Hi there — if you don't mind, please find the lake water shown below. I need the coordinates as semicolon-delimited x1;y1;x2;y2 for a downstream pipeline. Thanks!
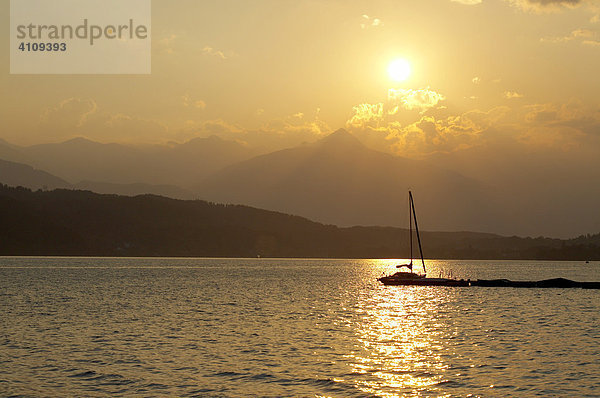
1;257;599;397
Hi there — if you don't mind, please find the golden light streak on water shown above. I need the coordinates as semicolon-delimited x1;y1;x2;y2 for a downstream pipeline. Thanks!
346;277;455;396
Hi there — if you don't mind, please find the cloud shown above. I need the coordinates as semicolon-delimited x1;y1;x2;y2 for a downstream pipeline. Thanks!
528;0;584;5
360;14;383;29
182;94;206;110
261;110;330;137
40;98;167;143
437;101;600;153
524;100;600;131
155;36;236;60
179;110;331;152
41;98;98;129
542;28;597;43
451;0;483;4
346;99;511;156
382;111;495;156
397;107;511;155
183;119;244;136
347;103;384;127
346;88;446;133
508;0;589;12
472;77;481;84
156;34;178;54
504;91;524;99
155;34;181;54
388;88;446;114
407;116;477;153
568;28;595;38
158;34;178;45
346;98;600;158
202;46;231;59
513;100;600;150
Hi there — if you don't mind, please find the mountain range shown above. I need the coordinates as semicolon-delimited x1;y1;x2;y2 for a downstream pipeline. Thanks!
0;135;258;187
0;158;196;199
197;129;504;233
1;129;598;238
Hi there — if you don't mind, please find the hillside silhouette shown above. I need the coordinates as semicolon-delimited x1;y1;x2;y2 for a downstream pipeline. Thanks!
1;184;598;259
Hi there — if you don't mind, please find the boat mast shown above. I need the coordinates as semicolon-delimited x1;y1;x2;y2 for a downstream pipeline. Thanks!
409;191;426;275
409;191;413;268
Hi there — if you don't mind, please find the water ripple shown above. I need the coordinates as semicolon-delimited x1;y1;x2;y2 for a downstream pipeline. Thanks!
1;258;599;397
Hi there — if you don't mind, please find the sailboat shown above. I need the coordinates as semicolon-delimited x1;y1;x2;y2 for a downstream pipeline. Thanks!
378;191;466;286
377;192;600;289
395;190;426;275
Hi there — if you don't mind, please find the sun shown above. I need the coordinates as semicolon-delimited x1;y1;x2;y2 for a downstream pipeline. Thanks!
388;58;411;82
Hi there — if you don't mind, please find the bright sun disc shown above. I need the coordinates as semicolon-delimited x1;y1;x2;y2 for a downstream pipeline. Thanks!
388;59;411;82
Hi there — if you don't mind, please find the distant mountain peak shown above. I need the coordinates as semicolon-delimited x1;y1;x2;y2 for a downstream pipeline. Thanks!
61;137;99;146
205;134;224;141
317;129;365;149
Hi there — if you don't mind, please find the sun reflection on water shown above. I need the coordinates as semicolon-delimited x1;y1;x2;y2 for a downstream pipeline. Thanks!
348;264;457;397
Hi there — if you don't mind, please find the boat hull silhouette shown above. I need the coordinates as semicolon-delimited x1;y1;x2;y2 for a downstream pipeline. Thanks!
378;276;600;289
378;275;469;286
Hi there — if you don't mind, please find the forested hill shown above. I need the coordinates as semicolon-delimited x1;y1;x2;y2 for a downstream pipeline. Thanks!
1;184;598;260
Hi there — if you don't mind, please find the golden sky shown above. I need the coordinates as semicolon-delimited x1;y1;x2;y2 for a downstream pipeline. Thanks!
1;0;599;157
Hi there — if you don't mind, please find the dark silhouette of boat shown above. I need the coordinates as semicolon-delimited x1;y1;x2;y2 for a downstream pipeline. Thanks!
378;192;600;289
378;191;463;286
